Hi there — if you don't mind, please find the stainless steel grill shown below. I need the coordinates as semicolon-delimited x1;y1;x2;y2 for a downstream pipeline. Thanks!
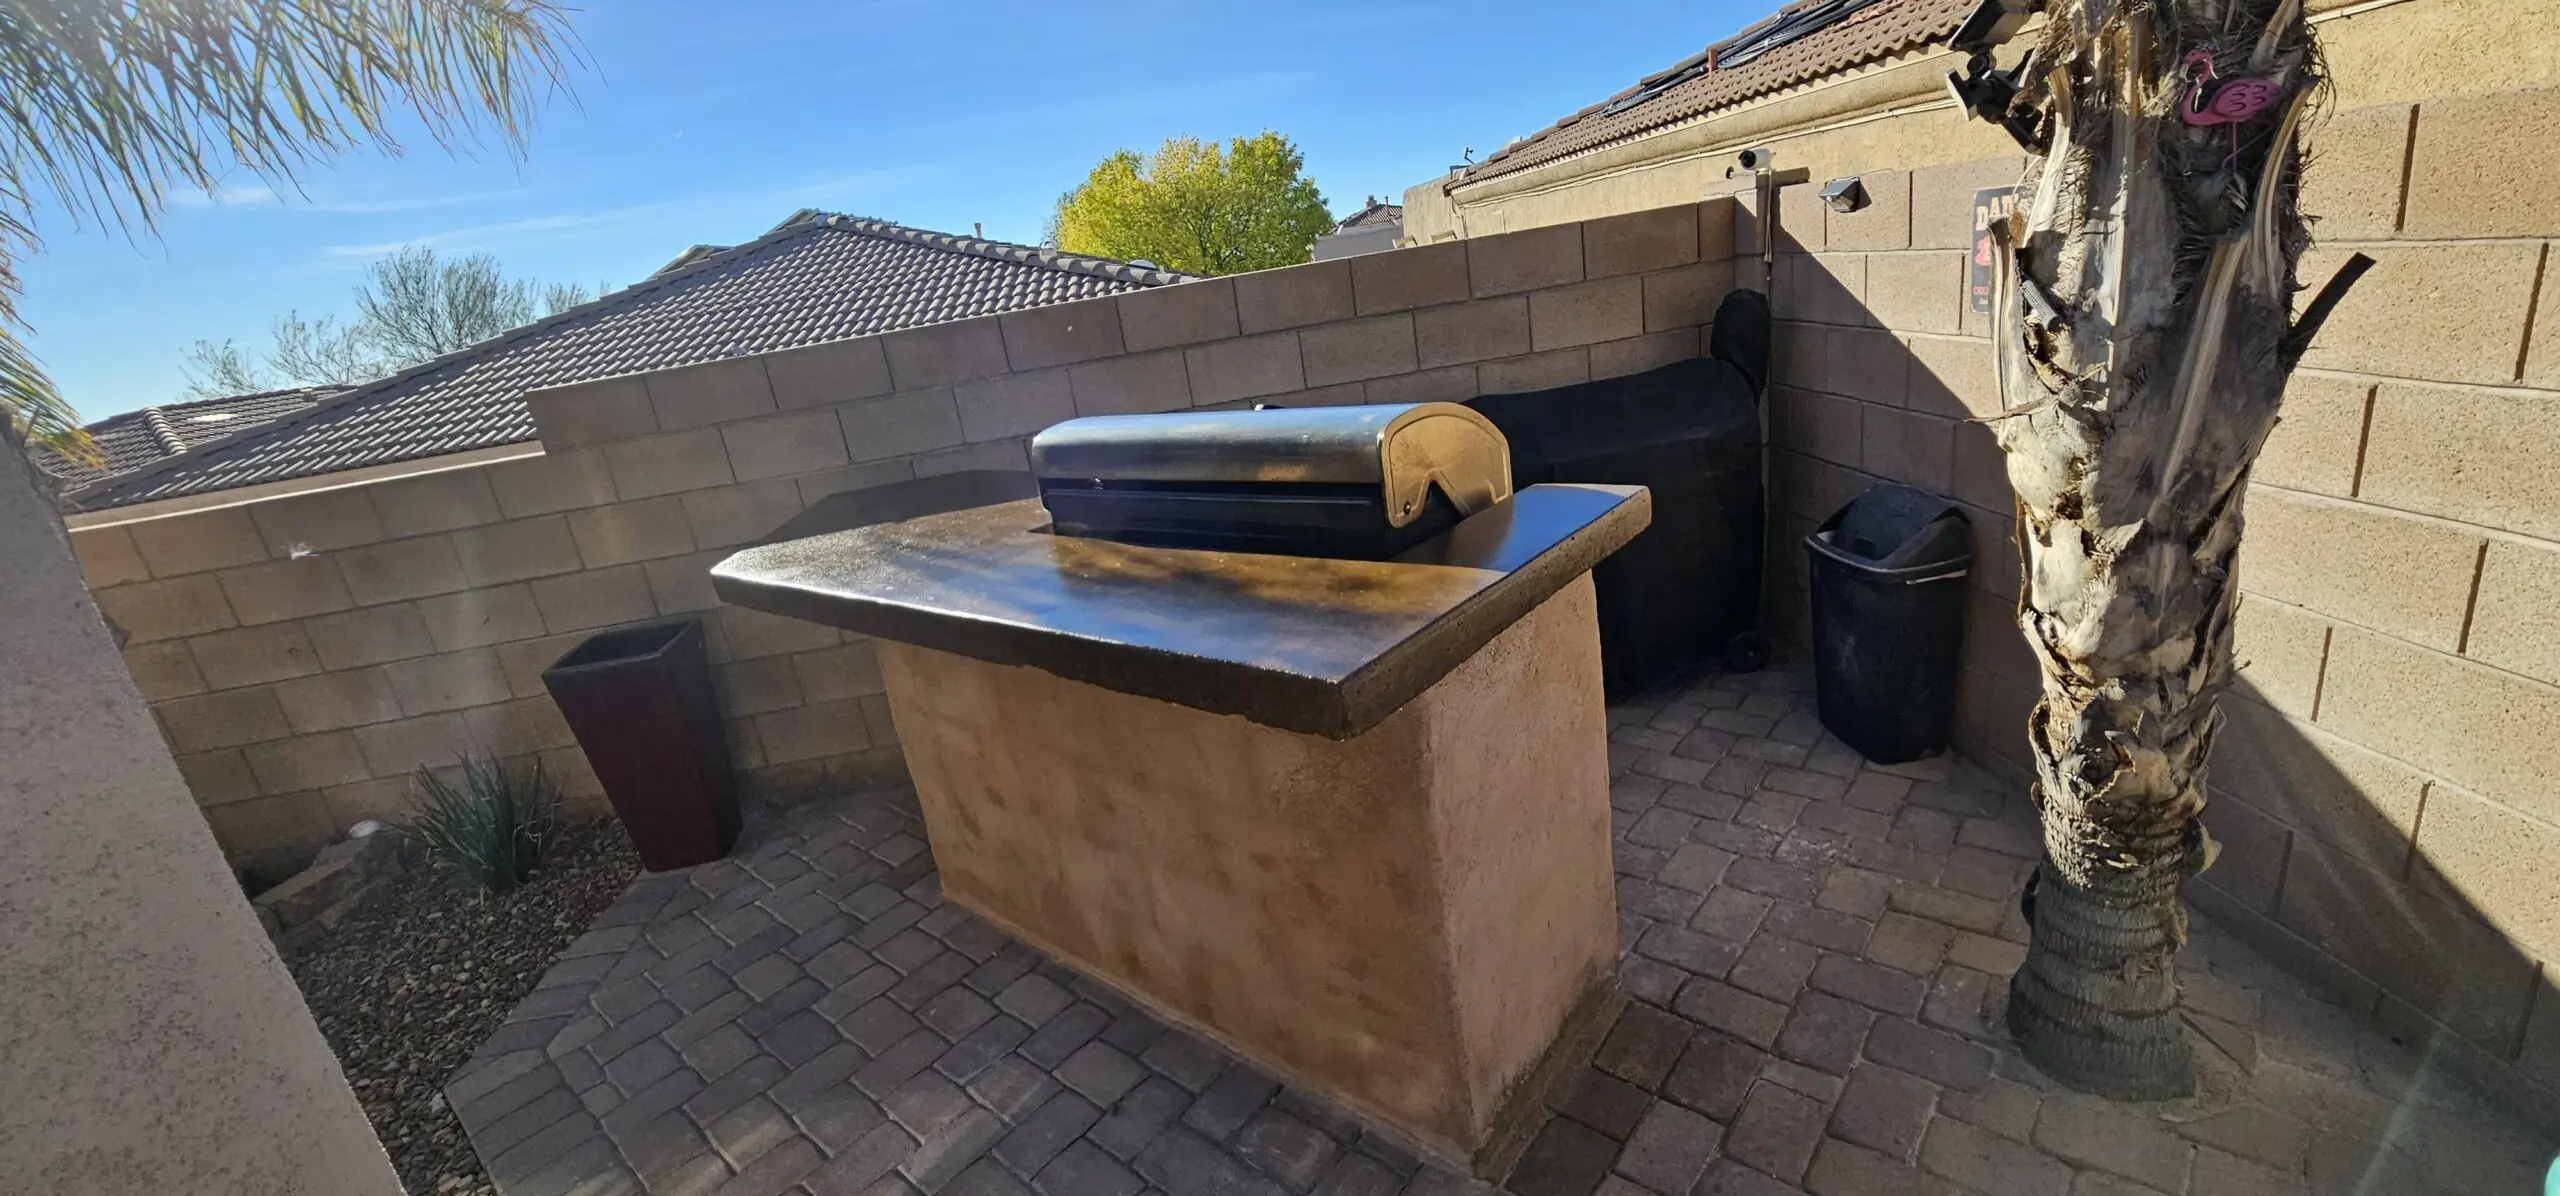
1030;403;1514;560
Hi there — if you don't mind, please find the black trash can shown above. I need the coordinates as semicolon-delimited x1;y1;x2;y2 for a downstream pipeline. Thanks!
543;617;740;871
1805;484;1973;764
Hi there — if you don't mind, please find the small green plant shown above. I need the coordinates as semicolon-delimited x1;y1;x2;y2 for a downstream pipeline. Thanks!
396;753;560;893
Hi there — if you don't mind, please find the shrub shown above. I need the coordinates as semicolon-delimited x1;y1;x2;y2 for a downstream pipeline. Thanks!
395;753;560;893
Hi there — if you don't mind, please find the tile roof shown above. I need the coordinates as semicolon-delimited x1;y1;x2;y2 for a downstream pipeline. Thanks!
1335;200;1404;230
1453;0;1972;188
69;214;1194;511
38;386;343;486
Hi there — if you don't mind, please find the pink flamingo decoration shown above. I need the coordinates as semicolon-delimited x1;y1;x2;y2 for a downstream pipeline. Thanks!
2182;51;2281;125
2182;50;2282;163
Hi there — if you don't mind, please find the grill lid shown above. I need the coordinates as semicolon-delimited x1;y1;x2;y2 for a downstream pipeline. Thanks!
1029;403;1515;560
1031;402;1513;528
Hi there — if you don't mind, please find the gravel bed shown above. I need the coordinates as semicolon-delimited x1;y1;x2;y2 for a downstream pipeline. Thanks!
286;819;640;1195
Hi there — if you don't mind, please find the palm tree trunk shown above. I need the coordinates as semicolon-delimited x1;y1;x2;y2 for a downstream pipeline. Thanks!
1991;0;2320;1099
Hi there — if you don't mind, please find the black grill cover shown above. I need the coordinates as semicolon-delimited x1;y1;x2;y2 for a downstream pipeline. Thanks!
1468;291;1768;697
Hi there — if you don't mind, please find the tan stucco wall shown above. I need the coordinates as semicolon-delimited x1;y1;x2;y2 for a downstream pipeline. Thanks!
1405;49;2017;243
1401;0;2560;1124
0;440;400;1195
67;200;1737;880
875;576;1617;1162
1406;0;2560;241
1419;578;1622;1130
1312;221;1403;260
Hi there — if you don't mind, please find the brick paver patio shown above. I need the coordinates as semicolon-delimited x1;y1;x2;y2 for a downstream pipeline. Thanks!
446;665;2556;1196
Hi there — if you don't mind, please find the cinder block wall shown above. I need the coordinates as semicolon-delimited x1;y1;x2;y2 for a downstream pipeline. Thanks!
1749;156;2034;779
71;442;906;884
2198;87;2560;1115
1756;88;2560;1119
67;199;1739;881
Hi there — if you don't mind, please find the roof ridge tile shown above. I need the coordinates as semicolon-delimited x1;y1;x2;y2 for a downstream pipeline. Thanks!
140;408;188;456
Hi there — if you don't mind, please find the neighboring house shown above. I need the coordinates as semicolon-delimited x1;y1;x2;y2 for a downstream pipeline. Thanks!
64;212;1192;516
1406;0;1995;240
1396;0;2560;1126
37;386;342;487
1309;197;1404;260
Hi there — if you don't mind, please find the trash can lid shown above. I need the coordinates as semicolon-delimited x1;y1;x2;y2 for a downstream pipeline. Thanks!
1816;483;1973;570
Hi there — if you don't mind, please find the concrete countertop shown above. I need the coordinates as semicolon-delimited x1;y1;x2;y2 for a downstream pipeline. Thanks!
708;483;1651;738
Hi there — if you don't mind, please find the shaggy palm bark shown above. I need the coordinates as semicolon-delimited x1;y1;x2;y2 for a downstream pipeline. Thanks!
1989;0;2321;1099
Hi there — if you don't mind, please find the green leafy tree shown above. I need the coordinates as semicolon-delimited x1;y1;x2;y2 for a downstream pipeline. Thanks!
0;0;575;463
182;246;601;395
1050;132;1334;276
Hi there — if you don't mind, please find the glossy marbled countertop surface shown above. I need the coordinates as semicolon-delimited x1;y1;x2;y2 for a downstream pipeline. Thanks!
710;483;1650;737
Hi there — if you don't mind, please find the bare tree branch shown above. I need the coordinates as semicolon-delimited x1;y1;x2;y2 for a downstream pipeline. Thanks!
178;246;604;396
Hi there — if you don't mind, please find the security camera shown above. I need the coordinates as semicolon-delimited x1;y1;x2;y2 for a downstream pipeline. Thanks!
1735;147;1777;172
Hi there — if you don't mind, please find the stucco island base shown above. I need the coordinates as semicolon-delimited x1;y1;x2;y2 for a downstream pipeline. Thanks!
877;576;1622;1174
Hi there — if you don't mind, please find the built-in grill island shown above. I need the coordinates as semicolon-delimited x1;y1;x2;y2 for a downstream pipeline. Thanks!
710;403;1648;1173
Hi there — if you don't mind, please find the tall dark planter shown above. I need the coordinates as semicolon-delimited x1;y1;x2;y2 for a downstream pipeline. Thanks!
544;617;739;871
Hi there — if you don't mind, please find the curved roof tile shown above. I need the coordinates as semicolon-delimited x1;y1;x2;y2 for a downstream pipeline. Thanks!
39;386;341;486
72;215;1192;511
1454;0;1972;189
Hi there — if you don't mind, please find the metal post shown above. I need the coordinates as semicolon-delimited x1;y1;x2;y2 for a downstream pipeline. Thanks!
1757;166;1780;295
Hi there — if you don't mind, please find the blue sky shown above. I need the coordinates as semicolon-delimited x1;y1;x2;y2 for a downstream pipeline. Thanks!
21;0;1766;420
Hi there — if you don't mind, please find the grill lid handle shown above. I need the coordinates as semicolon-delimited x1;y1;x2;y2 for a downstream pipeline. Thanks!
1378;404;1512;525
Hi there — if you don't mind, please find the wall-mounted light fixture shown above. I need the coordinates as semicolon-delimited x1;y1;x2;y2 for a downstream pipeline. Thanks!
1820;176;1869;214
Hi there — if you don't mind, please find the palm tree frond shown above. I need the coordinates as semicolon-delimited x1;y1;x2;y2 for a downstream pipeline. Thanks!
0;1;578;237
0;322;93;464
0;0;578;464
0;202;90;462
